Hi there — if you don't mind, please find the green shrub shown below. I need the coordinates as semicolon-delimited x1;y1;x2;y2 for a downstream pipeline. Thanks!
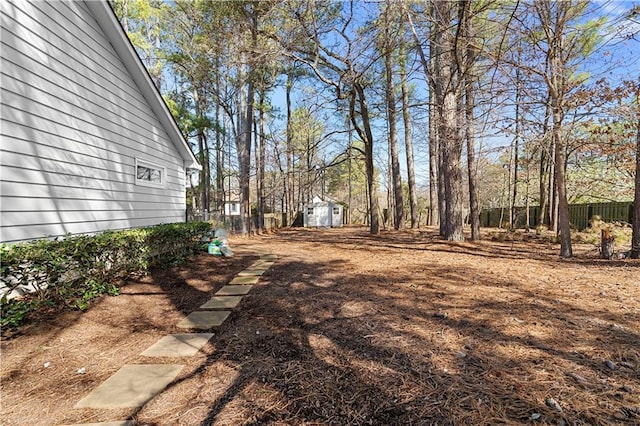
1;221;212;329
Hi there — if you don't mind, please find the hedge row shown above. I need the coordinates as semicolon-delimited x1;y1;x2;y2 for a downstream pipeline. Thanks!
0;221;212;329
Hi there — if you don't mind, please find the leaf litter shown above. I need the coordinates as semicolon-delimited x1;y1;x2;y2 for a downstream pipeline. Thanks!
1;226;638;425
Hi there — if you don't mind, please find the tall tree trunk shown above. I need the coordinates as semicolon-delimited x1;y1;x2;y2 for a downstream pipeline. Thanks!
538;146;548;227
549;48;571;255
237;80;253;235
215;69;224;216
386;154;392;230
511;66;521;229
399;31;417;228
296;147;302;215
433;0;464;241
238;12;258;236
348;125;353;225
305;133;311;204
464;0;479;240
383;5;404;230
525;156;531;228
540;0;572;256
404;3;437;227
429;88;440;228
197;130;207;214
554;114;572;257
285;67;294;226
254;113;259;230
538;99;552;227
437;94;447;235
432;1;448;236
510;128;519;227
504;136;514;229
404;2;437;227
441;94;464;241
466;84;480;240
631;104;640;258
536;147;549;226
257;90;266;233
549;117;558;232
352;84;380;234
193;89;210;216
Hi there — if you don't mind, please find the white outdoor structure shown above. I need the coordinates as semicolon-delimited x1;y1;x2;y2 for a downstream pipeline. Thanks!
0;0;200;243
224;202;241;217
303;196;344;228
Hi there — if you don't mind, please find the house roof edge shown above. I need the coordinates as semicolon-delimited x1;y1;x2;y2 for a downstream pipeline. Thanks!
85;0;201;171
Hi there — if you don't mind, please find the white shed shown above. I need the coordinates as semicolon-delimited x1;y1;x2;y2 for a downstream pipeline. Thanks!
224;201;241;217
0;0;201;243
303;196;344;228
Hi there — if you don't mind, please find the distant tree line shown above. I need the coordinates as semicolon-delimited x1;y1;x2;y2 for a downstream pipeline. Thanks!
112;0;639;258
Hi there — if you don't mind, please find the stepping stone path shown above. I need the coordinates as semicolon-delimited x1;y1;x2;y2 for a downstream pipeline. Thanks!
75;365;184;409
215;284;253;295
140;333;214;357
237;269;266;276
65;253;277;425
199;295;243;309
176;310;230;329
230;275;261;284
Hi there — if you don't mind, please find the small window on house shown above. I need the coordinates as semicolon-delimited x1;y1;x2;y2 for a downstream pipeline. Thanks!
230;203;239;213
307;207;314;215
333;207;340;215
137;166;162;183
135;158;165;187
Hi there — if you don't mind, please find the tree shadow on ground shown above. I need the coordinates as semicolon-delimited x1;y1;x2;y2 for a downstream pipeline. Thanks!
4;228;637;425
133;235;638;425
0;250;259;426
274;227;640;267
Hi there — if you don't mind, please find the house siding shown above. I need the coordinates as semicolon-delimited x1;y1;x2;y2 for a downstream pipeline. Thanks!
0;0;188;243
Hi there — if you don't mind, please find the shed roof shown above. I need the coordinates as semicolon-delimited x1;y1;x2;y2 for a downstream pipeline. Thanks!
85;1;201;171
306;196;342;208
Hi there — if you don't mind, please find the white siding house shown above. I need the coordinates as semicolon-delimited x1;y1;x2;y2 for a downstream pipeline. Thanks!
0;0;200;243
303;196;344;228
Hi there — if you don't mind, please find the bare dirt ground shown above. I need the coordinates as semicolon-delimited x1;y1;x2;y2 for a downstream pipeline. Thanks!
1;226;639;426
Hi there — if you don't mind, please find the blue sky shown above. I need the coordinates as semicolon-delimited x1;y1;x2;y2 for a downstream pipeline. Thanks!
171;1;639;192
264;2;638;190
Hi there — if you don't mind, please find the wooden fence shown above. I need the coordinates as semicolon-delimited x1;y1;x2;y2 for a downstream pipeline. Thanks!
480;201;634;230
187;211;285;233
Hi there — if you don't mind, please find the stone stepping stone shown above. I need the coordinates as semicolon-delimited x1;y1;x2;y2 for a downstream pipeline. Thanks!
237;269;266;277
215;285;253;295
140;333;214;357
75;364;183;409
251;261;275;268
230;275;260;284
176;311;230;329
59;422;134;426
200;295;243;309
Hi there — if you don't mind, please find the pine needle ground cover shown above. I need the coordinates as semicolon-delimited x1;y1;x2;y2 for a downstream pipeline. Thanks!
1;227;638;425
